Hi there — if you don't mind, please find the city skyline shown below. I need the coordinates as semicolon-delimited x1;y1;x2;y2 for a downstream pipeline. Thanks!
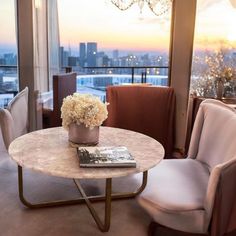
59;42;169;69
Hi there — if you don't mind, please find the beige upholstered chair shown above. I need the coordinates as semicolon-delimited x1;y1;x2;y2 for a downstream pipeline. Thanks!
138;99;236;236
0;87;28;149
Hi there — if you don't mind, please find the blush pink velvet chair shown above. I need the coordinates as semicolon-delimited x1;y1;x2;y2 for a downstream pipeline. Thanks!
138;99;236;236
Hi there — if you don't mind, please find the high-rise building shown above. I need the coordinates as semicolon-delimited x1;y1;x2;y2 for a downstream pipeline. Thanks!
0;72;3;87
113;50;119;59
0;58;6;65
112;50;120;66
4;53;16;65
79;43;86;67
63;50;69;66
87;42;97;67
59;46;69;67
59;46;64;68
68;56;78;67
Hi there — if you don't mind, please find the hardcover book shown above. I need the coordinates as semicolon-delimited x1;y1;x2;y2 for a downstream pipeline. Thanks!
77;146;136;168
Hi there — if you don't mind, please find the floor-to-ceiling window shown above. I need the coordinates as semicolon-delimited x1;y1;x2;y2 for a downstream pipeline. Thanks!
0;0;18;107
57;0;172;100
190;0;236;99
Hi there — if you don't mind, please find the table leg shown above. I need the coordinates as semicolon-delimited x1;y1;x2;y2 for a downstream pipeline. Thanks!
17;165;147;231
74;178;112;232
18;165;86;208
18;165;148;208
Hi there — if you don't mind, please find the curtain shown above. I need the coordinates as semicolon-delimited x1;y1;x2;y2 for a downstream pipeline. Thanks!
33;0;60;92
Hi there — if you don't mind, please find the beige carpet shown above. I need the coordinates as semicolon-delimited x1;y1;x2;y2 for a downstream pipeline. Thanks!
0;131;152;236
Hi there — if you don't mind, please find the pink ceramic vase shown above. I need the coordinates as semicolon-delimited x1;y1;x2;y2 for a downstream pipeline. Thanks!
68;123;99;145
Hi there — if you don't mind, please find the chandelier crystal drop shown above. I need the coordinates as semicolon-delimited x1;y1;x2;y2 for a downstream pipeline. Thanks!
111;0;172;16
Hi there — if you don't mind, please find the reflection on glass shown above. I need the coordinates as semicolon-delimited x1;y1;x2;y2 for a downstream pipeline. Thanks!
191;0;236;98
0;0;18;107
57;0;171;100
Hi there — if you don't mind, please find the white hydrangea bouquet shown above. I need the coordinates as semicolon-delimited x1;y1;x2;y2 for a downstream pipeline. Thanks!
61;93;108;130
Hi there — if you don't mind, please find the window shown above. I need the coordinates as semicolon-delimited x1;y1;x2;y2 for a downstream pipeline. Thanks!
0;0;18;107
191;0;236;99
57;0;172;100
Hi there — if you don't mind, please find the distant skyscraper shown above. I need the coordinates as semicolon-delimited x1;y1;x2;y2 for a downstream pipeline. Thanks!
59;46;64;68
96;52;110;67
63;50;69;66
87;42;97;67
59;46;69;67
0;58;6;65
113;50;119;59
4;53;16;65
68;56;78;66
0;72;3;87
112;50;119;66
79;43;86;67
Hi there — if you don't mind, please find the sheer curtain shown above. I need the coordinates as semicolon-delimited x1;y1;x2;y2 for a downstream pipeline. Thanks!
47;0;60;90
33;0;60;92
32;0;60;129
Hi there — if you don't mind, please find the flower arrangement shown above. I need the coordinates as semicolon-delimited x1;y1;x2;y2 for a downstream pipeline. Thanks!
61;93;108;130
191;45;236;97
205;50;235;83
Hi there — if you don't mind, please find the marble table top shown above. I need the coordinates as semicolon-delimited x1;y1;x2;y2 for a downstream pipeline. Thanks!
9;127;164;179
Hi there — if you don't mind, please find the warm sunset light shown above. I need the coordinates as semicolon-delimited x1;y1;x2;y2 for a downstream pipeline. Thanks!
57;0;236;52
194;0;236;49
227;32;236;42
57;0;171;52
1;0;236;52
0;0;16;46
227;33;236;43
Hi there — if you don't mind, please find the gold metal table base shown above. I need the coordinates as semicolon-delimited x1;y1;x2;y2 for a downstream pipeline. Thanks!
18;165;148;232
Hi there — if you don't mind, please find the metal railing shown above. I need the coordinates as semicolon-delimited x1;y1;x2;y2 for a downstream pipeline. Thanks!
0;64;169;85
82;66;169;84
0;65;18;107
0;65;18;94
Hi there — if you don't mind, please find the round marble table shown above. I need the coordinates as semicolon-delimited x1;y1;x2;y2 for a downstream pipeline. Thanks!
9;126;164;179
9;126;164;232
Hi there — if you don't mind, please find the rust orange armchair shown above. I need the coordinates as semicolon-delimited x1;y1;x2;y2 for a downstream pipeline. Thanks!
104;85;176;158
43;72;77;128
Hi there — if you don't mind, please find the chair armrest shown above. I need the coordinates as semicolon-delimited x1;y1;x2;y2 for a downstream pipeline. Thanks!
210;160;236;236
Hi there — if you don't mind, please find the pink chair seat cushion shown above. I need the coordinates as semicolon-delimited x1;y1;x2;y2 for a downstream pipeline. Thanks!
138;159;210;233
138;100;236;234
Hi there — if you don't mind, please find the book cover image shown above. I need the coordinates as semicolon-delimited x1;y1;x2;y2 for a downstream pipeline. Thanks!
77;146;136;168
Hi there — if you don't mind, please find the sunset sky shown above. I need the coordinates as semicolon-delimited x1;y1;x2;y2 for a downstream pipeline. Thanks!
0;0;236;53
57;0;172;52
0;0;16;51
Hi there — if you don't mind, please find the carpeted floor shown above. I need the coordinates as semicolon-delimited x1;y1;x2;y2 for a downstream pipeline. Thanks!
0;131;152;236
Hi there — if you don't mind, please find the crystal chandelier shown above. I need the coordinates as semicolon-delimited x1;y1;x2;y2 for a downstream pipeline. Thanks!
111;0;173;16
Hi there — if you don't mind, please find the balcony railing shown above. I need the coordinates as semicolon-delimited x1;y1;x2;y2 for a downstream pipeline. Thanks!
71;66;169;101
81;66;169;84
0;65;18;107
0;64;169;106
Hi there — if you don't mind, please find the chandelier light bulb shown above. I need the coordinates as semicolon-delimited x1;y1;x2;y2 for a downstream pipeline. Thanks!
111;0;172;16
